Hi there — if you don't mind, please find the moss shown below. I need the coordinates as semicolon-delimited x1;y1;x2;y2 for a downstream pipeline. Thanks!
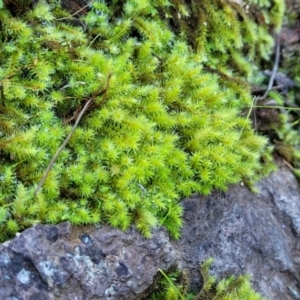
147;258;265;300
0;0;283;241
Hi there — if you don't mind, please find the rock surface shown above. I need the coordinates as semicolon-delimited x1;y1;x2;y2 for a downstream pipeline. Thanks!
177;160;300;300
0;160;300;300
0;223;177;300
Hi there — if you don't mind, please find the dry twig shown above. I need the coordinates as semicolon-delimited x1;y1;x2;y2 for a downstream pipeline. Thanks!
256;34;281;101
252;34;280;129
34;74;112;197
55;2;91;20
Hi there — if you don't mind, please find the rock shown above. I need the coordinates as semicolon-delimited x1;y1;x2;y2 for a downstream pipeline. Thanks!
177;160;300;300
0;223;177;300
263;69;295;91
0;160;300;299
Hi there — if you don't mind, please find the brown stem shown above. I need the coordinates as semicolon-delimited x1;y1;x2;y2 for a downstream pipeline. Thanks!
256;34;281;101
34;73;112;197
55;2;91;20
34;97;92;197
64;73;112;124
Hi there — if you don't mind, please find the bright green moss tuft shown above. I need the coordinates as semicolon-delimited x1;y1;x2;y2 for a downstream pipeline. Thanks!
0;0;283;240
149;258;265;300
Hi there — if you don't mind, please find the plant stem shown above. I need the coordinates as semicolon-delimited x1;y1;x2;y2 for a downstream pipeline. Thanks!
34;97;93;197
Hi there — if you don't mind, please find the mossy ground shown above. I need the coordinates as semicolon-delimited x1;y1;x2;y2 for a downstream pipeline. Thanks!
0;0;283;241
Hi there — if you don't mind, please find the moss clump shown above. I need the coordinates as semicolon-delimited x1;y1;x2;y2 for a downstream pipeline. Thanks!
0;0;283;241
148;258;265;300
147;258;265;300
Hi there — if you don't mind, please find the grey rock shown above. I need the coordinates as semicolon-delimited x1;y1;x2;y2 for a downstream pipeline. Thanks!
0;161;300;299
177;161;300;299
264;70;295;90
0;223;177;300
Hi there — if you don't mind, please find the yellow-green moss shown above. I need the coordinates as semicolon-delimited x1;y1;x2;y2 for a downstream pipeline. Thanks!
148;258;265;300
0;0;283;241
